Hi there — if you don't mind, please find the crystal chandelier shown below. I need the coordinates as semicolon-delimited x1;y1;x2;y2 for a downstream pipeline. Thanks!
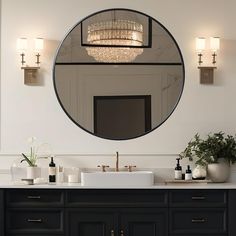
86;20;144;63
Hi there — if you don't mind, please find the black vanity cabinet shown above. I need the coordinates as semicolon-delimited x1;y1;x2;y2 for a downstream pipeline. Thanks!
3;188;236;236
66;189;168;236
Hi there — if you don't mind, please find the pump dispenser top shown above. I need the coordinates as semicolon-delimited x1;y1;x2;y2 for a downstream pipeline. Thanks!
175;158;182;170
185;165;192;180
186;165;192;174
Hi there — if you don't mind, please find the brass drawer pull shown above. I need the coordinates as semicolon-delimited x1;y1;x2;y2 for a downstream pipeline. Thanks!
27;196;41;199
27;219;43;223
191;196;206;200
111;230;115;236
120;230;124;236
192;218;206;223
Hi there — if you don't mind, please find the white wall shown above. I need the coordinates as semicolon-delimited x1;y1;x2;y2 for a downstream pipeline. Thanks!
1;0;236;171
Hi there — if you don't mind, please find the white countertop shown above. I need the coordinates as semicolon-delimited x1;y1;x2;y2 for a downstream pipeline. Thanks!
1;182;236;189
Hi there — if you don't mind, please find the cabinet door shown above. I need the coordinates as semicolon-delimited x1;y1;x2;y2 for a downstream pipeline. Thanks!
67;209;115;236
0;190;4;236
120;209;167;236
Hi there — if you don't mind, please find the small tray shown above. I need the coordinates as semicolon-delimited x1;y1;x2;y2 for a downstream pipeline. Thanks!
165;179;211;184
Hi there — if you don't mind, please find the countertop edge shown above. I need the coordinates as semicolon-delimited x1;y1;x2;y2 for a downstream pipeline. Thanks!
1;182;236;189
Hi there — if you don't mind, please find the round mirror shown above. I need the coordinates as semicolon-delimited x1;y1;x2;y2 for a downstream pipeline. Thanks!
53;8;185;140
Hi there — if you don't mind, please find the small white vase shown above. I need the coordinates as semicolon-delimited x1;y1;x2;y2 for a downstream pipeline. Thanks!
192;165;207;179
207;162;230;183
26;166;41;179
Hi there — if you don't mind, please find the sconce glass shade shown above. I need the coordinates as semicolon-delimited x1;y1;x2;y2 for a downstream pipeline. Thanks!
195;37;206;52
210;37;220;52
17;38;28;52
34;38;44;52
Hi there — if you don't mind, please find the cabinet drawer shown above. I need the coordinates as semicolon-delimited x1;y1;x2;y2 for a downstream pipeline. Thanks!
169;190;227;207
6;208;64;234
6;189;64;207
66;189;168;207
169;208;227;234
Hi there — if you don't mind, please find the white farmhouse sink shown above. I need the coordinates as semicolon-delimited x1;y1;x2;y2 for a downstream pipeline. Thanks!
81;171;154;187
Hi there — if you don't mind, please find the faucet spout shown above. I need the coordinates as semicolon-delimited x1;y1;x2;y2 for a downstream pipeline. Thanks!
115;151;119;172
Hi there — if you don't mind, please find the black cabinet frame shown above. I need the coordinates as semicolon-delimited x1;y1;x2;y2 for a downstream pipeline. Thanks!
1;188;235;236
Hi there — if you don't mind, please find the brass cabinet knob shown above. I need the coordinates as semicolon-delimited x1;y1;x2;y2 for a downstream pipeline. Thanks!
124;165;137;172
97;165;110;172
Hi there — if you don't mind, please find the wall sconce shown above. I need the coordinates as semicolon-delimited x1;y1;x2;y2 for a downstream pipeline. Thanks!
34;38;44;66
210;37;220;64
196;36;220;84
196;37;206;65
17;37;44;85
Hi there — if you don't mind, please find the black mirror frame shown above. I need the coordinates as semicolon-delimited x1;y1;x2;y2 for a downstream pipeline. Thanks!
53;8;185;141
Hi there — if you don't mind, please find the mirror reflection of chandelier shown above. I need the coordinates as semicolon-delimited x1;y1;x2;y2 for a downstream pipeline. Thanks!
86;20;144;62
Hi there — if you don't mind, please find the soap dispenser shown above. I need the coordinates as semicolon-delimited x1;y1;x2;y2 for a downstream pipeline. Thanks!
49;157;56;183
175;158;182;180
185;165;192;180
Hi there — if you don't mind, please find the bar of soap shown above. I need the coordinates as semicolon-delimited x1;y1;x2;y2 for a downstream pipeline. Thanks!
34;178;47;184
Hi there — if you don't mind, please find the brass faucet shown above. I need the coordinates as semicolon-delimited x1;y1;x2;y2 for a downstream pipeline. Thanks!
115;151;119;172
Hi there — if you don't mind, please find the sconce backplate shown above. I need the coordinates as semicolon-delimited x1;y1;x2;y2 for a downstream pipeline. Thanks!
21;67;39;85
198;66;216;84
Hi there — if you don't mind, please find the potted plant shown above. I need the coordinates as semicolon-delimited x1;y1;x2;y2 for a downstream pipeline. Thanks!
21;137;41;179
179;132;236;182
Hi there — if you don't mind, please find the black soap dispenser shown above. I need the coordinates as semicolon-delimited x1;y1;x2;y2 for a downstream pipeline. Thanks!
185;165;192;180
49;157;56;183
175;158;182;180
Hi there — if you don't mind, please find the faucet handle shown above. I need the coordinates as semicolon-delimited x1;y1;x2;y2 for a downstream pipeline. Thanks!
124;165;137;172
97;165;110;172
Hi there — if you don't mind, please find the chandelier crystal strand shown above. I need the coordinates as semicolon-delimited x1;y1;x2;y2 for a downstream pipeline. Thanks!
86;20;144;62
